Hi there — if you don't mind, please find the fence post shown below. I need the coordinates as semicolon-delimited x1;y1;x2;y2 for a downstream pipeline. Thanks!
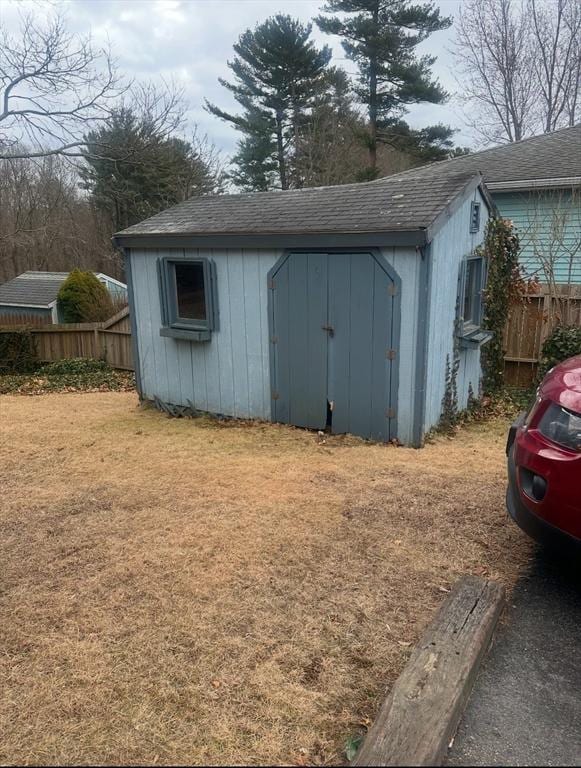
539;288;552;351
94;327;103;360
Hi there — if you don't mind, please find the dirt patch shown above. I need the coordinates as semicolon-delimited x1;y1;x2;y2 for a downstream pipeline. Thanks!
0;392;533;766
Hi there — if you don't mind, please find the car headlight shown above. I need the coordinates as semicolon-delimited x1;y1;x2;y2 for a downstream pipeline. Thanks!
537;402;581;452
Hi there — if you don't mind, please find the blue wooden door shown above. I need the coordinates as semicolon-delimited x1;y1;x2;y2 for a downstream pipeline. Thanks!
328;252;396;441
270;252;328;429
270;252;397;440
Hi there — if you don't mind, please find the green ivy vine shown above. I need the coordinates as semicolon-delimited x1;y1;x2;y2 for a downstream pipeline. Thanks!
479;217;530;393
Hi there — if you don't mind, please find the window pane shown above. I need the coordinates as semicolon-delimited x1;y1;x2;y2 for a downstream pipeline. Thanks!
463;260;477;323
175;262;206;321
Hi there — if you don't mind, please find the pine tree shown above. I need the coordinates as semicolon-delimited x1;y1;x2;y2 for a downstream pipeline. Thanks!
81;110;221;231
379;120;469;163
206;15;332;190
293;67;366;187
229;131;278;192
316;0;452;177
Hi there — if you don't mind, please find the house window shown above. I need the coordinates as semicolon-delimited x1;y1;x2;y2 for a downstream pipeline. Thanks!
470;201;481;233
159;257;217;340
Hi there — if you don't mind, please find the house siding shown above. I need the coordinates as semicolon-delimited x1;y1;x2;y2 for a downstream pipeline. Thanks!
493;188;581;285
0;305;52;320
129;245;421;442
424;188;488;433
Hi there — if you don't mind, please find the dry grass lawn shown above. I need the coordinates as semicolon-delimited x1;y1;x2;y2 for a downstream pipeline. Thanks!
0;392;533;766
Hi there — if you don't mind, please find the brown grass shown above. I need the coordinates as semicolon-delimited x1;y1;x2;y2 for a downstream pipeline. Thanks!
0;392;533;766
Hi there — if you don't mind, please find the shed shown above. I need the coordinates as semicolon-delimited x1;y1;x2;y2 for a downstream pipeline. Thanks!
0;271;128;323
114;170;492;446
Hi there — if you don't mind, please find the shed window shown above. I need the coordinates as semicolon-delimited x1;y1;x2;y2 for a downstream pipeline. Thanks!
457;255;492;349
463;257;483;328
175;262;207;322
158;257;217;341
470;201;481;233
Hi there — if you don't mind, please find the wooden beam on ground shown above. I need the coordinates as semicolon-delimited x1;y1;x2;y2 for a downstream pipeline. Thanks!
353;575;505;767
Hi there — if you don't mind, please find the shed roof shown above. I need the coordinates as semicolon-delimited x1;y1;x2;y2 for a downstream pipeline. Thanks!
0;272;68;307
0;271;122;308
395;124;581;191
114;170;485;247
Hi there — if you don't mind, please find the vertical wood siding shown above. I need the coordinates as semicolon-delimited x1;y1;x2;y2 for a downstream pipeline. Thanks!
424;189;488;432
130;246;420;441
129;248;281;420
380;247;419;445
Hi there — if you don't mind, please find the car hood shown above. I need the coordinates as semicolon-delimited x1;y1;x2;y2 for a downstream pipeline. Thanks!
541;355;581;413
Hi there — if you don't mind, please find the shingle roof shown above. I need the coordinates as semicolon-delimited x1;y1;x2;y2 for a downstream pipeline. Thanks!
0;271;123;307
394;124;581;189
0;272;69;307
115;125;579;244
115;169;482;240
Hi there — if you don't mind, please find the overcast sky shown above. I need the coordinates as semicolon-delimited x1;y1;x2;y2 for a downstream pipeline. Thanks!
2;0;477;158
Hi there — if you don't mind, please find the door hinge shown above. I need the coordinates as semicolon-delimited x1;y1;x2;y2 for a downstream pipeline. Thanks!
386;349;397;360
268;278;275;290
272;391;279;401
386;407;396;419
388;284;398;296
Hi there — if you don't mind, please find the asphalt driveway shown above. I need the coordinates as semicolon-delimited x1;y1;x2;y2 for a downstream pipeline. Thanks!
447;549;581;766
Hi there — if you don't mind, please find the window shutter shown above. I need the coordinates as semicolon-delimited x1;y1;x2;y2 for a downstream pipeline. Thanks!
157;258;169;326
456;259;467;332
477;257;487;326
203;259;219;331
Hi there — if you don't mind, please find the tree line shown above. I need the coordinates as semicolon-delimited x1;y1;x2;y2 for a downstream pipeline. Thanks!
0;0;579;283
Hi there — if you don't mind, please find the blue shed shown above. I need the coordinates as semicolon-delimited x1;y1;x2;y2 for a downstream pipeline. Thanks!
114;170;492;446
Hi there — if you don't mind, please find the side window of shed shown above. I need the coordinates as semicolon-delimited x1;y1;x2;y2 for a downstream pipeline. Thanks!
158;257;218;340
470;201;481;233
456;255;493;349
174;262;207;322
463;257;483;328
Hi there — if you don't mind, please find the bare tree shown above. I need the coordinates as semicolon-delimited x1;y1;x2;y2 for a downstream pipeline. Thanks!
452;0;581;143
124;81;187;144
0;13;126;159
453;0;535;143
530;0;581;133
0;154;122;281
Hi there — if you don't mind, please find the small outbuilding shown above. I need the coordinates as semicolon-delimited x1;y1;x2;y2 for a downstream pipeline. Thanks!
114;170;493;446
0;271;128;323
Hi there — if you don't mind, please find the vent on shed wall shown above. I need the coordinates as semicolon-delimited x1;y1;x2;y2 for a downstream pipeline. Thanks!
470;201;481;233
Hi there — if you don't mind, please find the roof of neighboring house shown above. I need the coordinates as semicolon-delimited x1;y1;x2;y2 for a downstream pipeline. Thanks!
0;271;125;308
393;124;581;192
114;170;487;247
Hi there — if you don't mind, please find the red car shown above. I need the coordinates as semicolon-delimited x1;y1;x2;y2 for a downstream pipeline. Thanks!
507;355;581;552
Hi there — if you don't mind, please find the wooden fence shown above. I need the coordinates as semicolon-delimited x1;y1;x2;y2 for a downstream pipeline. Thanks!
503;286;581;386
0;306;134;371
2;290;579;385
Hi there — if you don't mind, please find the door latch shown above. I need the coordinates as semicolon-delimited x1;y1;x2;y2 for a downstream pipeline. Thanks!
321;324;335;337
